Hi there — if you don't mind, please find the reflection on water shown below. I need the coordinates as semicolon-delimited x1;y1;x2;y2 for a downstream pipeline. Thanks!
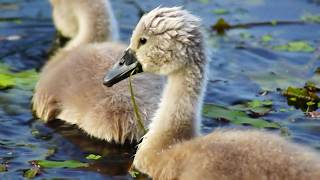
0;0;320;179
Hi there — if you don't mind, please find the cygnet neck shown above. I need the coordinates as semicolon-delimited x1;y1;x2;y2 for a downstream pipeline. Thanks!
62;0;119;50
138;49;207;156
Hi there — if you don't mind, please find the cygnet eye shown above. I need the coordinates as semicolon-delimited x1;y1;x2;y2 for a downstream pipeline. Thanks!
139;37;147;46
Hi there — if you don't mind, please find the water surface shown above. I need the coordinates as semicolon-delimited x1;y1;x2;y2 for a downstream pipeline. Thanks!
0;0;320;179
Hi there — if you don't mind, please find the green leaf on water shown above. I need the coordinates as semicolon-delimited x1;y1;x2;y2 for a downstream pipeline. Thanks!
35;160;88;168
271;20;277;26
284;86;319;102
248;100;273;108
301;13;320;23
86;154;102;160
273;41;315;53
231;100;273;116
0;63;39;90
203;104;280;129
0;164;7;172
211;9;230;15
198;0;209;4
261;34;273;43
24;168;40;179
0;74;15;89
279;108;287;112
283;84;320;112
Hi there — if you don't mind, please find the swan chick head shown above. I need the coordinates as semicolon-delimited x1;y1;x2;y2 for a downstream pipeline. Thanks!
130;7;203;75
104;7;204;87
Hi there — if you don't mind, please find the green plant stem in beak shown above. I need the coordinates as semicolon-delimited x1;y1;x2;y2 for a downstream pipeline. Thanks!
129;68;147;135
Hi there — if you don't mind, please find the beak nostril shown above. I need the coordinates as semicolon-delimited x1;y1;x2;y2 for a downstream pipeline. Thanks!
119;61;124;66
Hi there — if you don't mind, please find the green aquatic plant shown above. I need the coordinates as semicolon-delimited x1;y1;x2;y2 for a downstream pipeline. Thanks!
211;9;230;15
273;41;315;53
0;63;39;90
283;82;320;112
0;164;7;172
284;86;319;102
34;160;88;168
198;0;210;4
301;13;320;23
86;154;102;160
231;100;273;116
23;168;40;179
261;34;273;43
129;69;147;134
203;104;280;129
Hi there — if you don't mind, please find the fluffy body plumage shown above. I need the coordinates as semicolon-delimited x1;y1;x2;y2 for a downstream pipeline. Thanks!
120;7;320;179
32;0;162;143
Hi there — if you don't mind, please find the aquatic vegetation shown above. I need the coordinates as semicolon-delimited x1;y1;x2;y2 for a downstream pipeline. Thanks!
273;41;315;53
0;164;7;172
301;13;320;23
34;160;88;168
1;0;320;179
211;9;230;15
129;70;147;134
23;167;40;179
0;63;39;90
232;100;273;116
198;0;210;4
261;34;273;43
203;104;280;129
283;82;320;112
86;154;102;160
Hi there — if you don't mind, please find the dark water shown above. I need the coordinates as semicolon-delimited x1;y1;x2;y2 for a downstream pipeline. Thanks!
0;0;320;179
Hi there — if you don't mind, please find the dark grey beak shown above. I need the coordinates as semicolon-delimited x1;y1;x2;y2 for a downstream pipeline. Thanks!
103;49;143;87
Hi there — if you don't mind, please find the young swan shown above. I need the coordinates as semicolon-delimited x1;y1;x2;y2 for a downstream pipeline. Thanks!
32;0;162;143
49;0;119;50
104;7;320;179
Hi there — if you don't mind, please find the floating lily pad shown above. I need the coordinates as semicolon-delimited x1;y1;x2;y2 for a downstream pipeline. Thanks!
0;74;15;89
231;100;273;116
35;160;88;168
273;41;315;53
271;20;277;26
283;83;320;112
86;154;102;160
198;0;209;4
284;86;319;102
211;9;230;15
0;63;39;90
261;34;273;43
248;100;273;108
301;13;320;23
203;104;280;129
0;164;7;172
24;168;40;179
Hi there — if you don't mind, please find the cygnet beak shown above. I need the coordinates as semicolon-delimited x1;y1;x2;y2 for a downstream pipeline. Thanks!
103;49;143;87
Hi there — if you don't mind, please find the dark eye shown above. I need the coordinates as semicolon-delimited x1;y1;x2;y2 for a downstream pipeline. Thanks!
139;37;147;46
